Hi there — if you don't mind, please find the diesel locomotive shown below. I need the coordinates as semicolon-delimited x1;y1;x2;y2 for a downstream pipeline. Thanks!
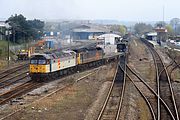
29;46;105;81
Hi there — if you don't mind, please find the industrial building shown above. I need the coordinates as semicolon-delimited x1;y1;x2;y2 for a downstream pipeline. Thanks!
71;25;107;40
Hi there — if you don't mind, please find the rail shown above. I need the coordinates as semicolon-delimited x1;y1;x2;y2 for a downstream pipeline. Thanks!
97;55;126;120
142;39;179;120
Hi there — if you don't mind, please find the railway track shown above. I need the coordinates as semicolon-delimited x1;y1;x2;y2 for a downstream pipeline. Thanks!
143;40;179;120
125;65;178;120
166;58;180;80
0;63;105;106
166;53;180;75
0;71;29;89
0;55;118;107
97;55;126;120
0;65;103;120
123;65;156;120
0;81;42;105
0;63;28;80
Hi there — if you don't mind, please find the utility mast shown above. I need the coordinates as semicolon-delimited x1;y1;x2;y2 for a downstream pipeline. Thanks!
163;4;165;23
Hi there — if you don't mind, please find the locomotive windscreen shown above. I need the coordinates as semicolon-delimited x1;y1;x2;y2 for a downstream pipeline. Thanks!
117;43;126;52
30;55;47;65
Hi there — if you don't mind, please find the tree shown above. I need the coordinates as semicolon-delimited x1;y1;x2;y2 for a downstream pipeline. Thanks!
170;18;180;35
110;25;120;32
155;21;166;28
27;19;44;39
6;14;44;44
176;25;180;35
119;25;127;35
165;25;174;35
6;14;29;43
134;23;153;34
170;18;180;29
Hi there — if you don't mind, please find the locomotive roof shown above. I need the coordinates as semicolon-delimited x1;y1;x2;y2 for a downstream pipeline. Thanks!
31;53;52;59
73;46;102;53
54;50;76;58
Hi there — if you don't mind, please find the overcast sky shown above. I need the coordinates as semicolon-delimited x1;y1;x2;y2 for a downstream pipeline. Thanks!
0;0;179;21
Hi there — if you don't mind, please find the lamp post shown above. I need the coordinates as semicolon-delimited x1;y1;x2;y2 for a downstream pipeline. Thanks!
8;31;10;66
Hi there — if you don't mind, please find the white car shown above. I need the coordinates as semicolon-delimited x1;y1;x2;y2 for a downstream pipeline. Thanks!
169;40;175;44
174;40;180;46
175;42;180;46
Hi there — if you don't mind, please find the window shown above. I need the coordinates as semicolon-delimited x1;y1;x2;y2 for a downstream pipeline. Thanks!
30;60;38;64
47;60;50;64
38;60;46;64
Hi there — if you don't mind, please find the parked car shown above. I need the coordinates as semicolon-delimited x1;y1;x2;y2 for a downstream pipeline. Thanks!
175;40;180;46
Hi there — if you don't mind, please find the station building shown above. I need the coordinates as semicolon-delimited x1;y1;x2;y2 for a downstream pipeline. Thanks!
154;27;168;43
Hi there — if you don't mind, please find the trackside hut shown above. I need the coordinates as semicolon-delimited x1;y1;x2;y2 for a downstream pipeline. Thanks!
97;33;122;54
97;33;122;45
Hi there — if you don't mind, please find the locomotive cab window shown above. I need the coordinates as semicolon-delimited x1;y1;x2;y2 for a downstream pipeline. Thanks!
38;59;46;64
30;60;38;64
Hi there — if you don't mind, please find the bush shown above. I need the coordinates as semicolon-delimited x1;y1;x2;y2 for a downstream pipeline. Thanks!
0;49;2;56
0;40;8;58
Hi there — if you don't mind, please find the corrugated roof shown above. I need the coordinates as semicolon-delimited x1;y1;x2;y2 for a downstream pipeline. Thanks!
97;33;121;38
154;27;167;33
72;24;110;33
147;32;157;36
73;28;105;33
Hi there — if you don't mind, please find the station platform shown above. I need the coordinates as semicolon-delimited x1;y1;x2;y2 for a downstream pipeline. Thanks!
147;40;159;47
148;40;180;52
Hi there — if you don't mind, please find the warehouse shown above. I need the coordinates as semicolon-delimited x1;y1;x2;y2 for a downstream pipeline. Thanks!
71;25;106;40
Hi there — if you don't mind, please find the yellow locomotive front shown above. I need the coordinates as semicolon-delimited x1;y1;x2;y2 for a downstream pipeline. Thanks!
29;54;50;80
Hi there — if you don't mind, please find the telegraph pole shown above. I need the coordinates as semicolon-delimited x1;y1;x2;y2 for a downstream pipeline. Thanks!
8;30;10;66
6;29;10;67
13;28;15;44
0;27;2;40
